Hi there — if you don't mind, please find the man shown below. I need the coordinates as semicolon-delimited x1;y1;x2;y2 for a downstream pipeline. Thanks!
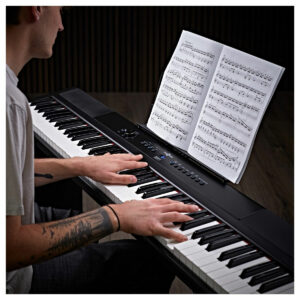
6;6;198;293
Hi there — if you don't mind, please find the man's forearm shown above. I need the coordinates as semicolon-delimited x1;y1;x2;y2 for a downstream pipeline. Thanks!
34;157;82;186
7;207;117;271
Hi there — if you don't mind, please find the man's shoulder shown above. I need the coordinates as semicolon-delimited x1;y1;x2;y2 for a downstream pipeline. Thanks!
6;81;29;111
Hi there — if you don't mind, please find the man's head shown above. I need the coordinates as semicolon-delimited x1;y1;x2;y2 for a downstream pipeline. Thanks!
6;6;64;73
28;6;64;59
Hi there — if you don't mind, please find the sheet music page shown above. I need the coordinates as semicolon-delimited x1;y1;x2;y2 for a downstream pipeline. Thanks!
188;46;284;183
147;31;223;150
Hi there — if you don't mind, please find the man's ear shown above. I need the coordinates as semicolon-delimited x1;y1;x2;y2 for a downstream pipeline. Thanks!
31;6;42;22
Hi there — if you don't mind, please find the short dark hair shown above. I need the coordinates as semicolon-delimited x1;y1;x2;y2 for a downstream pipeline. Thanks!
6;6;21;25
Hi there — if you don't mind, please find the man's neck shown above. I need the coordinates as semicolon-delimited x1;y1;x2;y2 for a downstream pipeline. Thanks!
6;26;32;76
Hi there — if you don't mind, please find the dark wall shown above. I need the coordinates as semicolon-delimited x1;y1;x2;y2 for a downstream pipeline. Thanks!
19;6;294;94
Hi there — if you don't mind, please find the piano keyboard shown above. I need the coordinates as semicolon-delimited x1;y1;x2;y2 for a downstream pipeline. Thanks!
29;89;294;294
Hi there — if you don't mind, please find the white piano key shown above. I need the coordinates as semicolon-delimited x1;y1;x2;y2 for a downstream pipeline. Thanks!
200;257;232;274
223;277;259;293
174;238;199;252
231;278;294;294
265;282;294;294
230;285;259;294
31;107;87;158
188;241;249;268
156;221;219;250
214;263;278;288
231;273;292;294
193;250;264;289
208;256;270;280
207;257;270;292
174;237;243;272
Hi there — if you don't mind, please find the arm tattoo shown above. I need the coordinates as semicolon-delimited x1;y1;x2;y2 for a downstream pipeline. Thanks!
40;207;113;258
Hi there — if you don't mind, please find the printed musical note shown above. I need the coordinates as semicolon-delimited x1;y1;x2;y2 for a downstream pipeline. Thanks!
221;56;273;82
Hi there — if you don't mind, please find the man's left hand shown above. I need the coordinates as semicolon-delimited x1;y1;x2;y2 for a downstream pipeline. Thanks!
74;153;148;185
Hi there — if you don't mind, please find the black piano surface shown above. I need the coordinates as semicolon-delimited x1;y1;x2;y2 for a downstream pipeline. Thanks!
30;88;294;293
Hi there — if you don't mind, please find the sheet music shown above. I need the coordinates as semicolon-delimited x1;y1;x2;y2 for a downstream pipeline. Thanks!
188;46;284;183
147;31;223;150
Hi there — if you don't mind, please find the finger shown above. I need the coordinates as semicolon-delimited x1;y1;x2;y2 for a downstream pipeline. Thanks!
118;160;148;170
109;153;144;161
157;226;189;243
159;212;193;223
105;173;137;185
146;198;176;205
160;202;199;213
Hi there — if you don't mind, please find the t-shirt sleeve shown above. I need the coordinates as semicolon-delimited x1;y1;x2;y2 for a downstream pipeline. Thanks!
6;100;27;216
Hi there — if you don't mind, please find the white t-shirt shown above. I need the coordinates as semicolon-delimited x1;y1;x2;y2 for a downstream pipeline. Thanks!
6;64;35;293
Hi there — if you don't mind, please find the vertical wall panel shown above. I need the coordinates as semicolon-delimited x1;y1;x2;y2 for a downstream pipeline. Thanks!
18;6;294;94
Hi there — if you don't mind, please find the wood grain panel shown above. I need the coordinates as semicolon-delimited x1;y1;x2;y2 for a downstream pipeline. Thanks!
18;6;294;94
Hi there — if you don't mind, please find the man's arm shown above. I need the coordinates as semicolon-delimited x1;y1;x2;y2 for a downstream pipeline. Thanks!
34;153;148;187
6;206;117;271
7;199;198;272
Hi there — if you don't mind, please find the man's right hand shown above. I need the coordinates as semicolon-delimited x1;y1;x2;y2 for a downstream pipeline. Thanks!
108;198;199;242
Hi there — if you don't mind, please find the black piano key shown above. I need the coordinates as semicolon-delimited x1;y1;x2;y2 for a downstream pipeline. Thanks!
136;173;157;181
38;105;65;114
181;199;197;205
44;110;71;119
110;148;126;154
206;235;242;252
57;120;85;130
119;167;150;175
199;228;234;245
33;98;56;104
37;102;61;110
65;126;91;136
136;181;167;194
42;107;66;116
180;215;216;231
173;210;207;225
119;168;153;177
127;175;158;187
36;102;60;110
92;145;121;155
134;170;155;177
34;101;57;109
68;128;97;137
187;210;208;219
71;132;99;141
77;136;104;146
55;117;80;126
174;196;192;203
226;251;264;268
30;97;52;105
142;185;175;199
249;267;288;286
218;244;255;261
192;223;226;239
258;274;293;293
159;193;195;205
240;261;278;279
81;139;112;150
158;192;183;200
69;130;98;139
49;113;75;122
88;144;115;155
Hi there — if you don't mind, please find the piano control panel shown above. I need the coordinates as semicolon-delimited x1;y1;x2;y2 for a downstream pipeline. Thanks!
117;127;208;185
